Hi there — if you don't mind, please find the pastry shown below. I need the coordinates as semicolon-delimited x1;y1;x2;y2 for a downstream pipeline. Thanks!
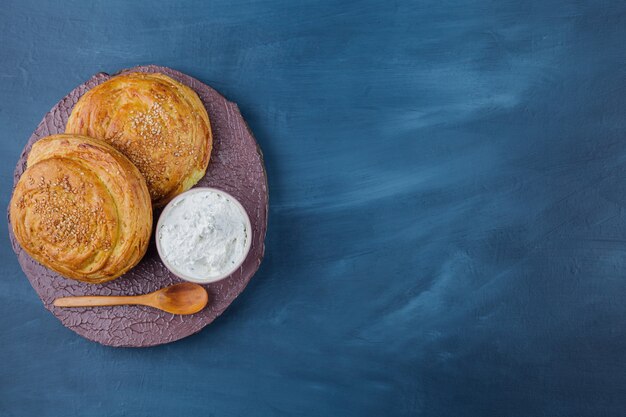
66;72;212;207
10;134;152;283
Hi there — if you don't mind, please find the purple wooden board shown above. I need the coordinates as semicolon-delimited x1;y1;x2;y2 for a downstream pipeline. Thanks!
7;65;268;347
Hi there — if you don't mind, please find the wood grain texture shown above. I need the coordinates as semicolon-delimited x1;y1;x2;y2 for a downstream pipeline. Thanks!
8;65;268;347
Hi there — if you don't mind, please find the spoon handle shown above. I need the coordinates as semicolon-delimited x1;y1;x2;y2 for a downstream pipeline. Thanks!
53;295;149;308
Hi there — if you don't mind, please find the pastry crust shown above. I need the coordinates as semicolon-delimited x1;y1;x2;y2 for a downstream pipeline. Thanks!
66;72;212;207
10;134;152;283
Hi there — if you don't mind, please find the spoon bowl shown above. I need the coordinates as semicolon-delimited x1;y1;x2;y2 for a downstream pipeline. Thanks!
53;283;209;315
149;283;209;315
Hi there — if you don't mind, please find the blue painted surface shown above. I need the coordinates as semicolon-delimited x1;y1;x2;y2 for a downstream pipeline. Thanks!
1;0;626;415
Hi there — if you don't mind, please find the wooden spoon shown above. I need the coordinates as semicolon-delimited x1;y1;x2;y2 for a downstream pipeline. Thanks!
53;283;209;315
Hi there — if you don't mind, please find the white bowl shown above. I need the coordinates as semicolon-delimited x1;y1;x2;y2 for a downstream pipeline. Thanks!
156;187;252;284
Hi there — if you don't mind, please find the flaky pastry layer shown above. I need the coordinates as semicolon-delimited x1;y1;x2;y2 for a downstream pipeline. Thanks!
66;72;212;207
10;134;153;283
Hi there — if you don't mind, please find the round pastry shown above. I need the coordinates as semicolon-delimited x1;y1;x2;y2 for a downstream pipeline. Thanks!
65;72;212;207
9;134;152;284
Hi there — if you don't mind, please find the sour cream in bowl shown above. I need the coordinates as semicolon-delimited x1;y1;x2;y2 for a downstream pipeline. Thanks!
156;187;252;284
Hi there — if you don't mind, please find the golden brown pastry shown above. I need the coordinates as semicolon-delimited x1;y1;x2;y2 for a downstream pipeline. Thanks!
66;72;212;207
10;134;152;284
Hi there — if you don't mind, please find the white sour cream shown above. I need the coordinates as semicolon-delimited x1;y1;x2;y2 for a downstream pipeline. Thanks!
157;189;250;283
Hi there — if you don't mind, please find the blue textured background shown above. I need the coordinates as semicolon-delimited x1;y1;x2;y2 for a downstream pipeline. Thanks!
2;0;626;415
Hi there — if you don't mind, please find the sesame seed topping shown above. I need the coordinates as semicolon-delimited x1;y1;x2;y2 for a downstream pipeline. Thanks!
25;171;112;250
